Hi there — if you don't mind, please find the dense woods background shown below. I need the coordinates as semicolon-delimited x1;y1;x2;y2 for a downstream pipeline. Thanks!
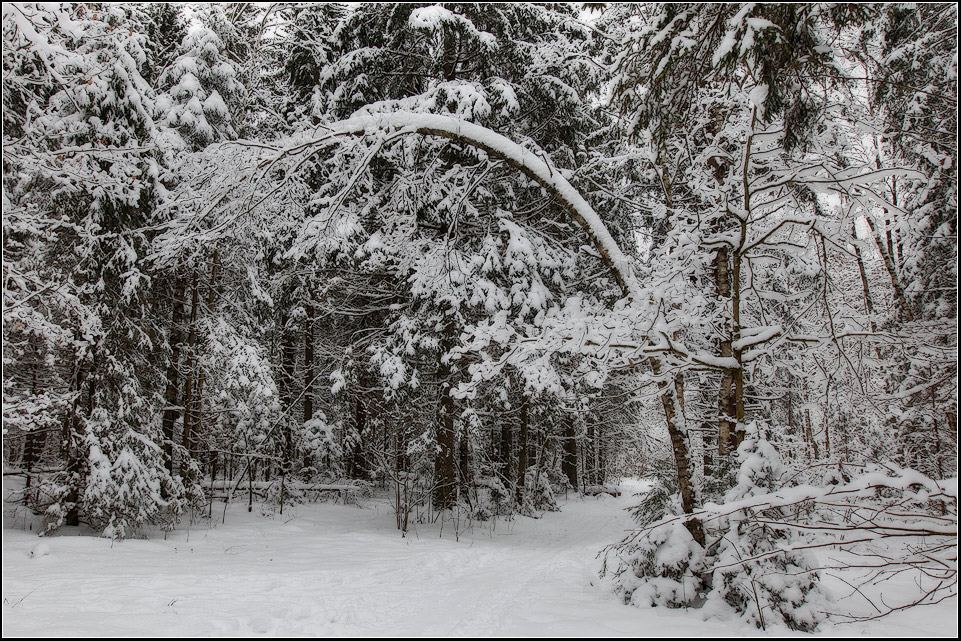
2;2;956;630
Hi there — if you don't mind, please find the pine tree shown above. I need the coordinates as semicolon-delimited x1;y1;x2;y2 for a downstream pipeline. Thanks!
4;3;186;536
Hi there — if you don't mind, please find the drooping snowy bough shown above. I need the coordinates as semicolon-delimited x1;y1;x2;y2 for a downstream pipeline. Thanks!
269;113;641;298
241;111;702;534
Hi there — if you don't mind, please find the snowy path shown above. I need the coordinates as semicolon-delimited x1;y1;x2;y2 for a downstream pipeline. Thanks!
2;482;955;637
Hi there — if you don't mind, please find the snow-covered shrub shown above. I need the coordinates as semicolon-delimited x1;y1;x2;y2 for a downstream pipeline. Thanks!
203;318;282;465
707;435;829;630
627;479;673;526
521;467;560;514
264;477;305;507
303;412;343;476
30;472;76;534
607;432;830;630
82;405;187;539
703;520;826;631
609;517;707;609
606;482;705;607
473;475;511;519
542;467;572;496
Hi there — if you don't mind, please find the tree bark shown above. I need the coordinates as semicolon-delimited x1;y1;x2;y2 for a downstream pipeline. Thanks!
301;300;315;471
716;246;738;456
432;343;457;511
651;359;703;545
161;275;186;474
852;224;879;334
349;391;366;478
585;416;596;486
561;416;578;488
278;302;298;481
23;362;43;498
180;269;200;477
62;347;89;527
457;420;472;501
516;394;529;501
499;419;512;486
865;216;914;322
191;251;220;471
303;301;315;427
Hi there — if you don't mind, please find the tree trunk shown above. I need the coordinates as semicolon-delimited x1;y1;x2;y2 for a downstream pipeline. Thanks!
561;416;578;488
162;275;186;474
651;359;703;545
278;303;297;481
180;269;200;477
852;224;878;334
23;363;43;499
499;419;512;485
804;407;820;460
62;348;89;527
191;252;220;472
594;416;604;484
585;416;596;486
731;232;745;449
301;300;315;471
350;391;366;478
716;246;738;456
433;347;457;511
865;216;914;322
303;302;315;426
457;421;472;502
516;395;529;501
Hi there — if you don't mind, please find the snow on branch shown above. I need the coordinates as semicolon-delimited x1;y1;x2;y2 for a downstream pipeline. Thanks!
615;465;957;622
643;465;957;537
317;113;640;298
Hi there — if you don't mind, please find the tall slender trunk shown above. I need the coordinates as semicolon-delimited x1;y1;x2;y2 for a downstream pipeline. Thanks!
585;416;596;486
303;302;315;426
23;361;42;498
62;347;89;527
499;419;512;485
594;416;604;484
732;227;745;447
301;301;315;471
180;269;200;477
852;224;878;334
865;216;914;322
457;420;472;502
652;359;703;545
279;304;297;483
712;113;755;463
191;251;220;472
433;333;457;511
804;408;819;460
162;275;187;474
516;394;529;501
716;246;737;456
561;416;578;488
654;160;703;544
349;391;366;478
786;371;795;438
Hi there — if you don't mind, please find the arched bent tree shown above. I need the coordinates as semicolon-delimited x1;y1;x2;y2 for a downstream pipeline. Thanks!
341;114;699;538
190;113;701;538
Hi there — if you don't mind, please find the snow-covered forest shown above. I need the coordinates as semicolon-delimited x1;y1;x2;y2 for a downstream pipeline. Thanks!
2;2;957;635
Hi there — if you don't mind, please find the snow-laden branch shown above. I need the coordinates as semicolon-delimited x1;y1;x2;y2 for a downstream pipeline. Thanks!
609;464;957;623
630;466;957;541
317;113;640;298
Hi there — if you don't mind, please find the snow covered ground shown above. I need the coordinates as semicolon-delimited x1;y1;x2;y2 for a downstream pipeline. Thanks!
3;480;956;637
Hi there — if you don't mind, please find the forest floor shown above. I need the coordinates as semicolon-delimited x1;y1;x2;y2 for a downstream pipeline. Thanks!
2;478;956;637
